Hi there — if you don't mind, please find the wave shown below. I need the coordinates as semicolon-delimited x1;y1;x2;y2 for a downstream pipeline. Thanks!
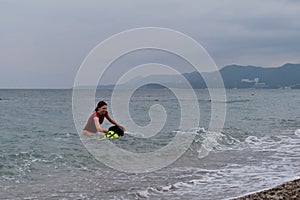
295;129;300;136
183;127;241;158
0;150;64;179
190;127;300;158
100;127;300;157
134;173;213;199
194;128;240;146
132;128;300;199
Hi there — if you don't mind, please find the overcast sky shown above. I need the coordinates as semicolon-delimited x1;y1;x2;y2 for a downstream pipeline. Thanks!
1;0;300;88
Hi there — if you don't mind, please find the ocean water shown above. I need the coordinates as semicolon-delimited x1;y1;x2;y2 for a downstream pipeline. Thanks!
0;89;300;200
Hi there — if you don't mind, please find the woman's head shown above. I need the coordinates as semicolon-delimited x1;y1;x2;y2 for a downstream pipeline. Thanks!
95;101;107;113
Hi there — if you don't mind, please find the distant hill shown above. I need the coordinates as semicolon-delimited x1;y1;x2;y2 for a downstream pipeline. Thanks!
220;63;300;89
97;63;300;89
182;63;300;89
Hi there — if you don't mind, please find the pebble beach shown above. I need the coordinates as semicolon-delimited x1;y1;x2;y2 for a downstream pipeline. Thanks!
232;179;300;200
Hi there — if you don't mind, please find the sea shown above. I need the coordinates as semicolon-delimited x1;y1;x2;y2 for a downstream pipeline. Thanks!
0;88;300;200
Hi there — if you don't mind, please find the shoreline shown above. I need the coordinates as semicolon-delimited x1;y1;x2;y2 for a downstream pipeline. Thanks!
231;178;300;200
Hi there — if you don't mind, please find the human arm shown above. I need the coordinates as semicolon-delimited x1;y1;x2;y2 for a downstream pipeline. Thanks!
93;117;109;133
105;113;126;132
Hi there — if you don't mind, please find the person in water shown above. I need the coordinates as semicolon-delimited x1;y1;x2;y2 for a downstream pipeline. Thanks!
83;101;126;136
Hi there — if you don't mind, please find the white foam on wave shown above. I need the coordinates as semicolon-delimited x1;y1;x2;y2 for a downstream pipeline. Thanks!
134;175;218;199
295;128;300;136
194;127;241;158
244;135;261;145
174;130;300;199
135;189;151;198
132;130;300;199
133;166;218;199
141;140;300;199
200;126;300;154
194;127;241;144
134;180;198;199
130;128;300;199
124;130;142;137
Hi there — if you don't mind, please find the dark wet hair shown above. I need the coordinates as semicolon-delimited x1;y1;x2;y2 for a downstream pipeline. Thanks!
95;101;107;111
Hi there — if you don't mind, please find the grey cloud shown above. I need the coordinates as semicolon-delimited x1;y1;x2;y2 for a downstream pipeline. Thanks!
1;0;300;88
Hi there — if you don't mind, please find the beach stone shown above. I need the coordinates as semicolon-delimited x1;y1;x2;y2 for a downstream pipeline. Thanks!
232;179;300;200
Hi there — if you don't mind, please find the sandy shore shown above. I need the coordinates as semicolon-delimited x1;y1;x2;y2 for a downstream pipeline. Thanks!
232;179;300;200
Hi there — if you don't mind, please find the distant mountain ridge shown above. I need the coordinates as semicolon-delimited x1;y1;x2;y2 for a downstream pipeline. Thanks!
182;63;300;89
98;63;300;89
222;63;300;88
